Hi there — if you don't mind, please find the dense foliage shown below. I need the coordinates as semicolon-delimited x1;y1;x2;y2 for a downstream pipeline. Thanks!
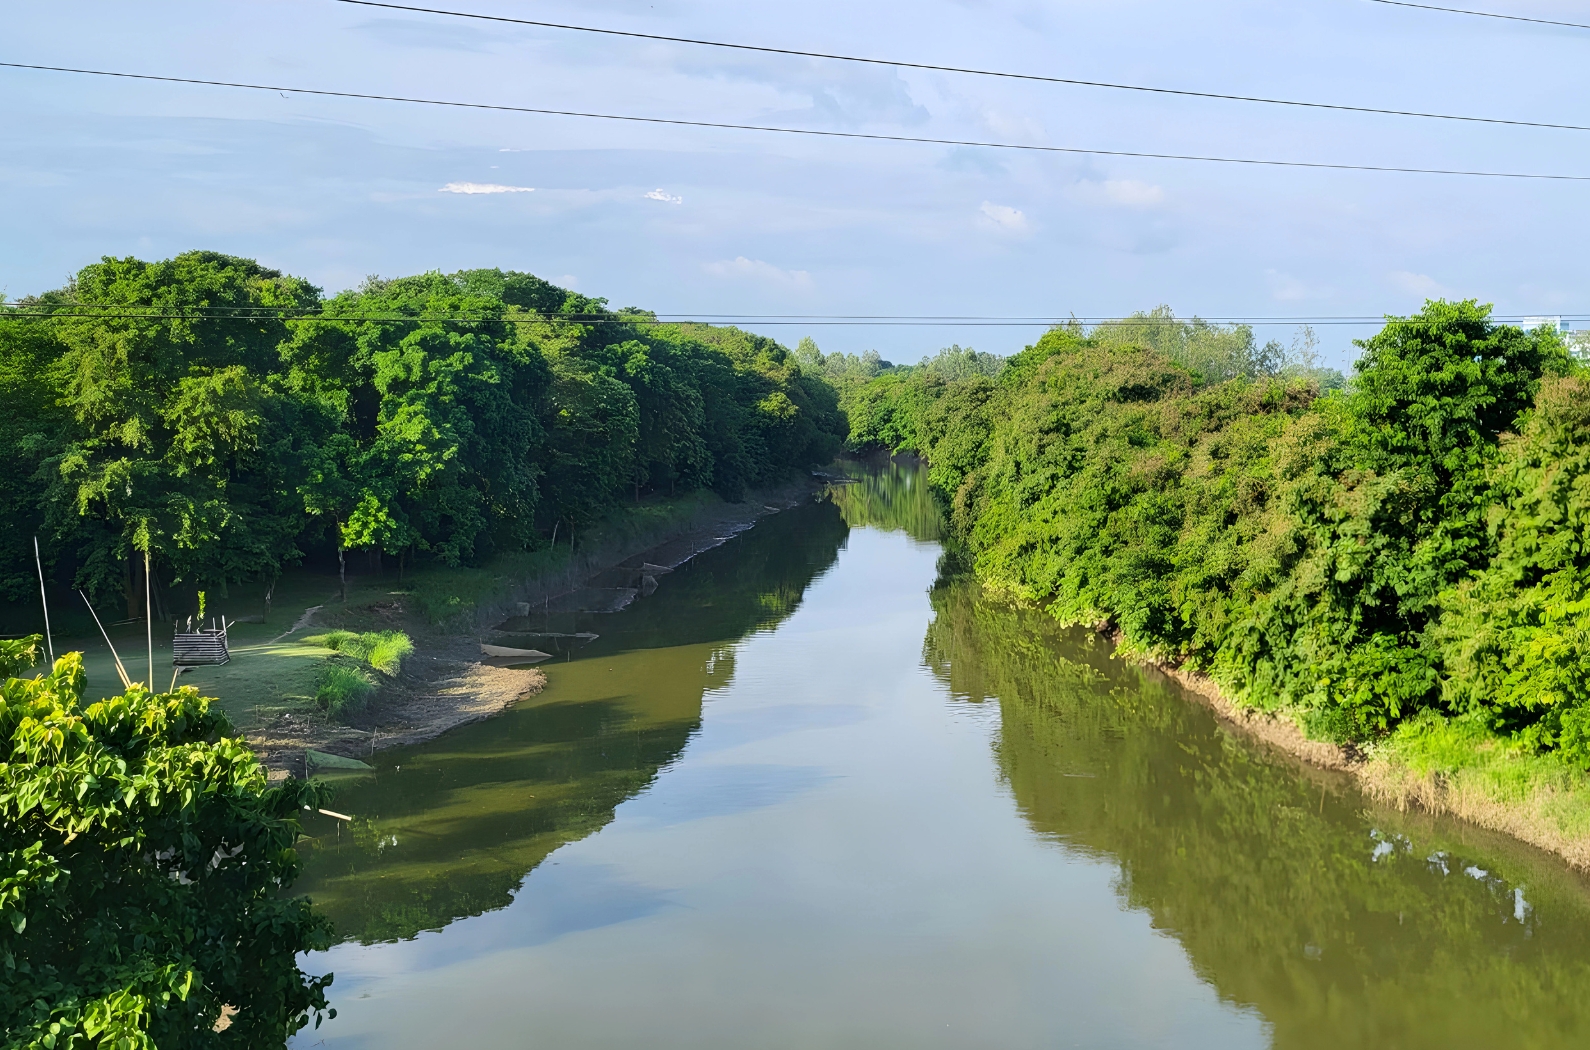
0;637;333;1049
847;302;1590;758
0;251;844;610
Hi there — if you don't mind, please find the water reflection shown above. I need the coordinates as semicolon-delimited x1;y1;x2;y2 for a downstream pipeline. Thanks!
824;455;942;542
926;580;1590;1048
294;460;1590;1049
295;499;850;943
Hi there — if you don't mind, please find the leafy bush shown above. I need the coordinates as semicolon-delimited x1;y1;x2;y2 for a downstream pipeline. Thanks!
315;663;377;718
0;635;41;678
0;644;334;1049
845;300;1590;756
308;630;414;675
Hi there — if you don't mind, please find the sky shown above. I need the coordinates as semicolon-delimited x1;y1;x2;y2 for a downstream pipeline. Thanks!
4;0;1590;366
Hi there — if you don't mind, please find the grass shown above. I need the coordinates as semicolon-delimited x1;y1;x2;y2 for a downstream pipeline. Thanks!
1360;711;1590;864
14;482;790;740
305;630;414;675
315;663;377;719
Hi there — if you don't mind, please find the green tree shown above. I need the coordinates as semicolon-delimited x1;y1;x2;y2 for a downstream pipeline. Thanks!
0;642;334;1049
23;251;324;605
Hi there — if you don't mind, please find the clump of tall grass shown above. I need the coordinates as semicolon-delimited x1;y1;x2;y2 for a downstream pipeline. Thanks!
316;663;376;718
306;630;414;675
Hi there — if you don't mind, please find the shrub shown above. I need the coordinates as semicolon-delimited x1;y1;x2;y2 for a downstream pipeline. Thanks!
307;630;414;675
0;641;334;1049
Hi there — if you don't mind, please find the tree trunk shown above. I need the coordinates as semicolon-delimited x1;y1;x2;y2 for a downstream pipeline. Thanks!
339;546;347;602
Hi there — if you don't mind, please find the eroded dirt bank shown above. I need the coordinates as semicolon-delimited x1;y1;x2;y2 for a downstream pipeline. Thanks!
255;482;818;777
1147;660;1590;871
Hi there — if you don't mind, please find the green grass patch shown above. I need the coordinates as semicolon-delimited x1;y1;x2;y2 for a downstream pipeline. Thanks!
316;663;377;719
305;630;414;674
1378;711;1590;839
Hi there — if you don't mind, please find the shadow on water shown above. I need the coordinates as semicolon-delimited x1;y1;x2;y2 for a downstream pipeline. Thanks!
925;580;1590;1048
295;497;851;944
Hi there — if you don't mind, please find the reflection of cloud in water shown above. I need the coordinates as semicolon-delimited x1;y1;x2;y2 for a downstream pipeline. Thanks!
695;703;870;753
622;764;833;828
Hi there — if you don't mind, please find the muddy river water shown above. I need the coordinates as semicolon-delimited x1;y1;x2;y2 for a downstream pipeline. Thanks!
292;462;1590;1049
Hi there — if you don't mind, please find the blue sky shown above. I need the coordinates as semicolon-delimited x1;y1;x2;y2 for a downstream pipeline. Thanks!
4;0;1589;365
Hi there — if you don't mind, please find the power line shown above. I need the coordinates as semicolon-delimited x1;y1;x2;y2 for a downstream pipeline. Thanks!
1367;0;1590;31
0;304;1454;320
1;307;1582;328
3;61;1590;181
338;0;1590;134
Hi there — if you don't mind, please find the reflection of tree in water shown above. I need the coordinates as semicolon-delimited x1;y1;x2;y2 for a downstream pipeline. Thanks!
824;457;942;542
925;580;1590;1049
594;499;852;648
297;500;851;944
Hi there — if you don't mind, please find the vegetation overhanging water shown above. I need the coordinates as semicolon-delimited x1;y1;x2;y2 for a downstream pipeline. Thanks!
290;461;1590;1049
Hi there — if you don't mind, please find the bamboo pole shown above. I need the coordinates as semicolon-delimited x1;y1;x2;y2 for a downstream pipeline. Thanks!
145;550;154;689
33;537;54;665
79;590;131;689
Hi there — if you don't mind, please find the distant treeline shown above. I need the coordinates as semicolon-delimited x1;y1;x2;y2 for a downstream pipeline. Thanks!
0;251;844;610
842;302;1590;761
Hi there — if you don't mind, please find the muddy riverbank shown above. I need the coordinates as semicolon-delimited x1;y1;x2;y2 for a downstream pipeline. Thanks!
253;482;820;777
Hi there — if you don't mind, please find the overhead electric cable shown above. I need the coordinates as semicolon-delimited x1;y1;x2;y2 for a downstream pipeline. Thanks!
1;306;1583;327
3;61;1589;181
1367;1;1590;31
336;0;1590;133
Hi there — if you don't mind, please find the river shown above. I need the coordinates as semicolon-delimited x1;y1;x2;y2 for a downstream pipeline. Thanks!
291;460;1590;1049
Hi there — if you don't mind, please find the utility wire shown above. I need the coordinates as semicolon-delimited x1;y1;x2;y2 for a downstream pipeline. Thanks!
1;307;1581;327
338;0;1590;134
4;305;1586;322
3;61;1589;181
0;304;1484;320
1367;0;1590;31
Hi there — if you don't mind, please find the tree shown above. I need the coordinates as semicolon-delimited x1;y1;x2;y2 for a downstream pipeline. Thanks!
32;251;323;605
0;640;335;1049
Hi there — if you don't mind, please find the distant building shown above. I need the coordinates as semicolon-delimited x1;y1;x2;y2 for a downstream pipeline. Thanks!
1518;316;1590;360
1518;316;1570;334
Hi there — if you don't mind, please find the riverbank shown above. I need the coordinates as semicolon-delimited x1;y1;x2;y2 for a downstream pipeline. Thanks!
1141;655;1590;871
219;480;821;778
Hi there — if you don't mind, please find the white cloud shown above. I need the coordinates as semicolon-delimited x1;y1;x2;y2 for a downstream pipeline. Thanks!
554;274;578;289
1067;179;1167;209
1388;270;1455;299
1265;268;1333;302
703;257;813;288
645;188;683;204
979;201;1029;233
1102;180;1166;208
439;182;534;194
980;110;1046;142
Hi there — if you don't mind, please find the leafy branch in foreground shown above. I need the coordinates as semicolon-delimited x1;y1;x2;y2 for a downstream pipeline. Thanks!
0;637;335;1050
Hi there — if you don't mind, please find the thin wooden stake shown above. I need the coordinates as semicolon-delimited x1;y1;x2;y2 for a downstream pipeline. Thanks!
33;537;54;666
79;590;131;689
145;550;154;690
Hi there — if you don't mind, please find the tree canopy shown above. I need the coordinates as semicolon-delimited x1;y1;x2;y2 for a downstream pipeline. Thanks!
0;252;845;610
842;301;1590;757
